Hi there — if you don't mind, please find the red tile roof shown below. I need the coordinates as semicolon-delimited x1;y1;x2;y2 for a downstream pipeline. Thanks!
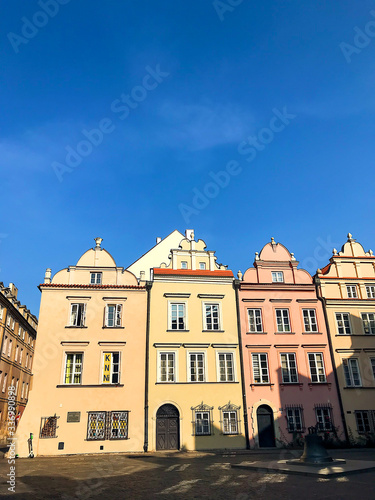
39;284;145;289
153;268;233;277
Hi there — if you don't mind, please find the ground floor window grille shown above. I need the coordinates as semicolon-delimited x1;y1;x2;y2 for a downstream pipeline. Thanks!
218;402;241;435
87;411;129;440
40;415;58;438
285;406;304;432
191;402;213;436
315;405;333;431
355;411;374;434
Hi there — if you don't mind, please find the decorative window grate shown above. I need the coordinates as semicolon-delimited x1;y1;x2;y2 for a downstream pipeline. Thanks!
191;402;214;436
87;411;129;440
218;402;241;435
285;405;304;432
40;415;59;438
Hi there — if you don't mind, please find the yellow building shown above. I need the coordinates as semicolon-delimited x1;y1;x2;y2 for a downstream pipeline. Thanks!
315;233;375;443
145;231;247;451
16;238;147;457
0;283;37;445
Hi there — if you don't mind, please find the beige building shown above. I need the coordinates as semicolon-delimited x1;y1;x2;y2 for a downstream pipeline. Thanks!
315;233;375;442
144;231;247;451
0;283;37;445
16;238;147;457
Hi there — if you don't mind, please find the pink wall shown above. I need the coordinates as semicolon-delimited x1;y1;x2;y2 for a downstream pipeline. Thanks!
238;241;344;448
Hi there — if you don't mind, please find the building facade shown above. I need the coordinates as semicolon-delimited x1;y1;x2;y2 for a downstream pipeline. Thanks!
16;238;147;457
315;234;375;443
146;232;247;451
236;239;344;448
0;283;37;445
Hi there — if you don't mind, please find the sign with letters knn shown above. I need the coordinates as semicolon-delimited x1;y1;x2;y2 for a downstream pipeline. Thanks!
103;352;112;384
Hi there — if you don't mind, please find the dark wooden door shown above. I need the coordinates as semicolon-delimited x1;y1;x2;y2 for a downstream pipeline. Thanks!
156;404;179;450
257;405;276;447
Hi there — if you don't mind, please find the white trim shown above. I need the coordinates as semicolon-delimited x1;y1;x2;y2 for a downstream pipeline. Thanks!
157;350;178;382
168;300;188;330
186;350;207;382
202;301;222;331
215;350;236;382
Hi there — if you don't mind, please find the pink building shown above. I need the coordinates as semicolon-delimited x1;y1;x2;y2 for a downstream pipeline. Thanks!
236;238;344;448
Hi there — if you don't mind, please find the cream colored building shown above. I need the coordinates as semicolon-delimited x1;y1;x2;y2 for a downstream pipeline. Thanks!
145;231;247;451
315;234;375;442
16;238;147;456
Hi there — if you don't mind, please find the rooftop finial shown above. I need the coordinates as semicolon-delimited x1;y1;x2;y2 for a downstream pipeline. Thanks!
333;248;338;255
291;252;296;261
94;237;103;248
271;237;275;244
255;252;260;260
347;233;353;241
237;270;243;280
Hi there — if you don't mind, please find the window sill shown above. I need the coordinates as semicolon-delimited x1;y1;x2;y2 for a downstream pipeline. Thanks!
246;331;268;335
166;329;190;332
280;383;303;386
343;386;373;389
250;383;274;387
202;330;225;333
102;326;125;329
274;332;295;335
336;334;374;337
65;326;88;329
56;384;124;388
302;332;323;335
155;381;239;384
308;382;331;388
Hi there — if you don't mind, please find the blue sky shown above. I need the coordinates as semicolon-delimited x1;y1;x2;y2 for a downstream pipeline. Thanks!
1;1;375;316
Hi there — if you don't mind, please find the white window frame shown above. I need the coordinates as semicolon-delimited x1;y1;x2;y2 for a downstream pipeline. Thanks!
286;407;303;432
105;304;122;328
26;353;29;368
101;351;121;384
198;262;206;270
2;336;7;355
316;407;333;431
63;352;83;385
302;309;318;332
2;373;7;393
90;272;102;284
346;285;358;298
15;345;19;363
335;312;351;335
6;316;11;327
247;309;263;333
21;382;25;399
187;351;206;382
355;411;373;434
366;285;375;298
168;301;187;331
217;352;235;382
22;330;25;340
308;352;326;383
222;411;238;435
272;271;284;282
251;353;270;384
280;352;298;383
195;411;210;435
181;261;188;269
0;305;3;320
361;312;375;335
203;302;221;331
69;303;87;327
25;383;29;399
7;339;12;358
275;309;291;332
18;327;22;337
343;358;362;387
19;348;23;365
11;319;15;331
158;351;177;383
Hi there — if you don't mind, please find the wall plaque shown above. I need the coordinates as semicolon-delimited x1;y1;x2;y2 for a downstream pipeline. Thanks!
67;412;81;423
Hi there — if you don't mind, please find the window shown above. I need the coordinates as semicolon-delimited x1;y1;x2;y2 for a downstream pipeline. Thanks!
7;316;11;327
355;411;374;434
21;382;25;399
87;411;128;440
170;303;186;330
308;353;326;383
11;319;15;331
64;353;83;384
2;373;7;392
366;286;375;298
29;355;32;370
371;358;375;380
18;327;22;337
280;353;298;383
0;305;3;320
199;262;206;270
189;353;205;382
362;313;375;335
204;303;220;330
343;358;361;387
102;352;120;384
272;271;284;282
315;407;333;431
70;303;86;327
195;411;210;435
25;383;29;399
303;309;318;332
247;309;263;333
275;309;291;332
219;403;240;435
346;285;358;298
40;416;58;438
181;261;188;269
159;352;175;382
23;330;26;341
218;353;234;382
286;407;304;432
335;313;351;335
15;345;19;363
90;272;102;284
26;353;29;368
252;353;270;384
19;348;23;365
105;304;122;327
7;339;12;358
2;336;7;355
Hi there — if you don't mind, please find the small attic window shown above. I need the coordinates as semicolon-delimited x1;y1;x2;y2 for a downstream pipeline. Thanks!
272;271;284;283
90;272;102;284
199;262;206;270
181;261;188;269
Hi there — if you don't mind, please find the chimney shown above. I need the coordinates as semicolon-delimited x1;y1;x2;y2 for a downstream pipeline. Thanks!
140;270;145;282
185;229;194;241
8;283;18;298
156;237;162;244
44;268;52;284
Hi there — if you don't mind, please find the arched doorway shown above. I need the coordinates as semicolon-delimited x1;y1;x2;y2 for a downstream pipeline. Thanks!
257;405;276;447
156;404;180;450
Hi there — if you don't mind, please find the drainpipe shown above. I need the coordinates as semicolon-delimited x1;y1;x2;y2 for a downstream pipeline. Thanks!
234;280;250;449
143;281;153;452
315;277;349;444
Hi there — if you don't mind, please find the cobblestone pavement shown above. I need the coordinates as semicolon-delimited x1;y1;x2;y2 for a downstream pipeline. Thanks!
0;449;374;500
